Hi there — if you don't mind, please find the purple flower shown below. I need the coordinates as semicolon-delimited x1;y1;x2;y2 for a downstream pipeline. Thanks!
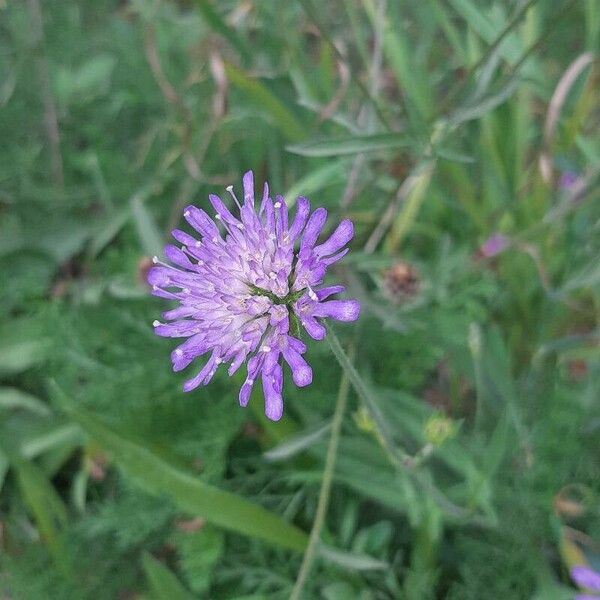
479;233;510;258
559;170;579;190
571;565;600;599
148;171;360;421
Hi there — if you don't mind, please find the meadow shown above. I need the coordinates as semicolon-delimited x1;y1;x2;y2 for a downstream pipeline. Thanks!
0;1;599;598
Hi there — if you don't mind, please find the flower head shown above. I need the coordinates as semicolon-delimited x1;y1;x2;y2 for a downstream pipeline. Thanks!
148;171;360;420
571;565;600;600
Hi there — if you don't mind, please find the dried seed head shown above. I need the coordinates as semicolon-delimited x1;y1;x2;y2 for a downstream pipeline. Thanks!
383;261;420;303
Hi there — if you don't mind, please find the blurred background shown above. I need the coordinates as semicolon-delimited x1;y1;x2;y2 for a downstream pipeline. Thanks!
0;1;599;598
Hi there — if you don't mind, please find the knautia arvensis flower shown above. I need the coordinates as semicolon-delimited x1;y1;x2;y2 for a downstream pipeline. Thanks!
148;171;360;420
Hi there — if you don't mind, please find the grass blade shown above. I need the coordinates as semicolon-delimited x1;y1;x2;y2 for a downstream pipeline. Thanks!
287;132;412;157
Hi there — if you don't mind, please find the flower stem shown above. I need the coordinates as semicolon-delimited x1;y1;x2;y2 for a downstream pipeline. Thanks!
289;343;354;600
325;325;492;527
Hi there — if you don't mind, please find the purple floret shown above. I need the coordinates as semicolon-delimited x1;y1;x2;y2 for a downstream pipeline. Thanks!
571;565;600;599
148;171;360;420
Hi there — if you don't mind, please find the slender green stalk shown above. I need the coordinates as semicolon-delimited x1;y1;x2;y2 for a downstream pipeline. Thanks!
325;325;414;469
289;345;354;600
326;326;492;527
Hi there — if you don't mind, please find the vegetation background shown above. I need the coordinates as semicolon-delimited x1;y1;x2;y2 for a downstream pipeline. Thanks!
0;0;599;598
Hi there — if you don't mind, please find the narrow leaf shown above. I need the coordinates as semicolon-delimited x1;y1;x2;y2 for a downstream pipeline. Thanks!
51;381;308;552
193;0;251;61
319;544;389;571
225;63;306;142
0;387;51;416
142;553;195;600
287;132;412;157
264;422;331;462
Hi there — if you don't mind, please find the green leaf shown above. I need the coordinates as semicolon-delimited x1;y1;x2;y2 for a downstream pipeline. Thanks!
225;63;306;142
449;72;521;125
0;317;50;375
142;553;195;600
20;423;82;460
366;0;434;121
172;525;224;596
319;544;388;571
193;0;251;61
287;132;412;157
131;192;164;257
51;381;309;552
0;447;8;493
263;422;331;462
13;457;70;574
0;387;51;416
284;160;350;207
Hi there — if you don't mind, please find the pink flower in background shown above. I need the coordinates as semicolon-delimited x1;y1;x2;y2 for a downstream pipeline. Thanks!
148;171;360;420
559;170;579;190
479;233;510;258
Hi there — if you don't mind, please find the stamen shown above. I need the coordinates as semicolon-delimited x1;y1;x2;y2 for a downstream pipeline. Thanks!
226;185;243;210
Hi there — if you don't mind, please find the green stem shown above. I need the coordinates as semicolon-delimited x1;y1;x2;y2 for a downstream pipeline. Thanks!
325;324;414;469
325;326;492;528
289;345;354;600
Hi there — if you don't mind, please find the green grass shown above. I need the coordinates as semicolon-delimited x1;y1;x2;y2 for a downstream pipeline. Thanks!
0;1;599;598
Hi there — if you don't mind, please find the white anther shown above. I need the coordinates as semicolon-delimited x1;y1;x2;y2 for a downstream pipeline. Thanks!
274;201;282;209
152;256;158;263
174;349;183;356
197;260;204;266
246;378;254;385
226;185;234;193
215;214;221;220
184;210;190;218
261;345;271;353
215;357;223;365
212;236;219;243
269;272;277;280
195;241;202;247
152;320;161;327
236;223;244;229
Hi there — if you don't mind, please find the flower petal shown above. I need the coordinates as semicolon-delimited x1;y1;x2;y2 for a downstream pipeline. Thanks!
572;566;600;592
263;364;284;421
300;207;327;252
242;170;255;206
283;347;313;387
313;299;361;322
288;196;310;241
314;219;353;258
